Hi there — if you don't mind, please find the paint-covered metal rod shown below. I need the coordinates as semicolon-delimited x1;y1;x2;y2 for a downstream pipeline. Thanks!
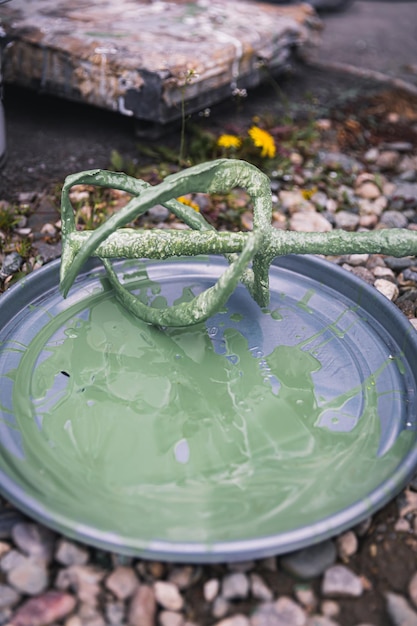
60;159;417;327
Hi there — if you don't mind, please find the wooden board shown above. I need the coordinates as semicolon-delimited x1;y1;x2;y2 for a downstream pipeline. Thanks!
0;0;320;124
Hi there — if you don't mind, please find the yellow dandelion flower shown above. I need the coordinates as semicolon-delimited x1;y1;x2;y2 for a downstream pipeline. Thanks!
177;195;200;212
301;187;318;200
217;134;242;150
248;126;276;159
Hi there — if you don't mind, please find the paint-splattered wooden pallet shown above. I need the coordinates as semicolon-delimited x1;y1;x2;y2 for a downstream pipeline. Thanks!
0;0;320;125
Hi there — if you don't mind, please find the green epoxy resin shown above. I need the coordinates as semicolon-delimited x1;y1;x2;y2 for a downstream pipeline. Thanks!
6;281;413;545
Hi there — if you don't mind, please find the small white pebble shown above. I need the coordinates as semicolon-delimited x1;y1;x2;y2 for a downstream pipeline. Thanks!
204;578;219;602
154;581;184;611
15;227;32;236
373;266;395;279
374;278;399;301
394;518;411;533
250;573;273;601
294;586;317;611
65;617;83;626
364;147;379;163
212;596;229;619
41;223;58;237
321;599;340;617
348;254;369;266
336;531;358;560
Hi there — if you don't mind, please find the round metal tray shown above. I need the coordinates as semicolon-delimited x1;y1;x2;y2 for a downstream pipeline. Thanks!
0;255;416;562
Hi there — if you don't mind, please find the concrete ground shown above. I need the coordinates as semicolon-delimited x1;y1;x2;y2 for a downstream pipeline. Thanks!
315;0;417;85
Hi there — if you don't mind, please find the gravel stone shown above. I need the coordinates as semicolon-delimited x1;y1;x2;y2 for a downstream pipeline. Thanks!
358;196;387;217
204;578;220;602
0;583;19;609
0;549;27;573
281;540;336;580
7;557;48;595
306;617;340;626
346;265;375;285
212;597;230;619
55;538;89;566
399;170;417;183
215;616;250;626
0;252;23;279
0;608;13;625
128;585;156;626
318;151;362;174
337;183;356;205
40;222;57;237
294;587;317;611
347;253;369;266
17;191;37;204
364;148;379;163
251;597;307;626
279;190;315;213
336;531;358;560
402;268;417;283
64;617;83;626
105;565;138;600
154;581;184;611
55;564;105;606
159;610;185;626
10;591;76;626
375;150;400;170
379;210;409;229
333;211;359;231
398;298;416;317
222;572;250;600
326;198;338;213
77;603;106;626
374;278;399;301
105;600;125;625
390;197;407;211
404;208;417;222
147;205;170;222
310;191;328;209
393;183;417;208
394;518;411;532
320;600;340;617
382;142;413;152
399;155;417;172
373;265;396;279
322;565;363;597
290;211;332;232
250;573;274;602
11;522;55;563
384;256;415;271
359;214;378;228
386;592;417;626
355;180;381;200
241;211;254;230
0;541;11;560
